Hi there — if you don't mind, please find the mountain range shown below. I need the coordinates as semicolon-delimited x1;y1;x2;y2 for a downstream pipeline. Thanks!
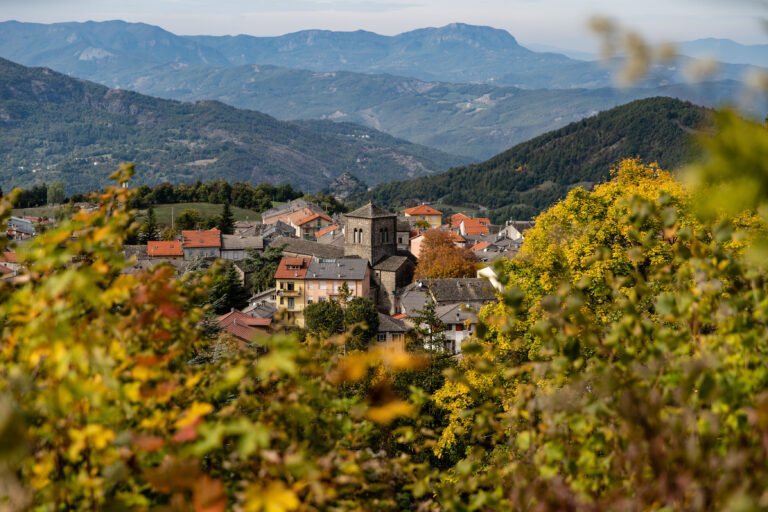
362;97;710;221
0;20;760;160
103;62;745;159
0;20;761;90
0;57;467;194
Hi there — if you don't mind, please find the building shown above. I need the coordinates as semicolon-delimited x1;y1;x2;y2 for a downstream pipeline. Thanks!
499;220;535;241
0;252;21;272
262;199;325;227
458;218;490;236
395;278;497;316
305;258;371;305
449;213;472;229
409;230;467;259
373;255;414;314
403;205;443;228
344;203;398;264
377;313;409;343
147;241;184;259
274;257;310;327
182;229;221;259
270;237;345;260
220;235;264;261
436;303;479;354
216;309;272;345
292;212;334;240
7;217;35;239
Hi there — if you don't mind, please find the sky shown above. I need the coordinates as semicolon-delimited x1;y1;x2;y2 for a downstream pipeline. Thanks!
1;0;767;51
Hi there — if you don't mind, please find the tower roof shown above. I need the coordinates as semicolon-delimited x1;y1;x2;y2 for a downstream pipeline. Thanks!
345;202;394;219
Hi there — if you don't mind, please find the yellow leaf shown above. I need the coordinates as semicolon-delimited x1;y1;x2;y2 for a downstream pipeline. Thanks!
175;402;214;429
366;400;414;424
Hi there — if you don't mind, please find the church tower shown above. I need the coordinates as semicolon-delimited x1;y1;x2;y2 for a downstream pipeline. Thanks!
343;202;397;265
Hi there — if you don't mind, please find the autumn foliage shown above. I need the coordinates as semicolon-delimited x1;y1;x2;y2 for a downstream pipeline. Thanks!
414;230;478;280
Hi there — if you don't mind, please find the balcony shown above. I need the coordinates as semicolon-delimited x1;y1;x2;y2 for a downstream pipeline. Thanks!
278;288;302;297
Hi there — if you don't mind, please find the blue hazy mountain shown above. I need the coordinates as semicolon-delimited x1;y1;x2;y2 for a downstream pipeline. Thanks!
0;20;760;90
677;38;768;68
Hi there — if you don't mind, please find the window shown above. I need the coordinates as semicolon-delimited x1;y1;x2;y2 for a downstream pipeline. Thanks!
287;298;294;309
307;281;313;290
398;237;403;244
378;333;387;342
279;282;284;290
280;297;284;305
319;281;327;290
307;297;313;304
456;324;464;332
319;297;327;302
287;282;294;291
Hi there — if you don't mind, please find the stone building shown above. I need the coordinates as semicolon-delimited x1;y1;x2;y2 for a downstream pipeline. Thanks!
343;203;397;264
343;203;415;314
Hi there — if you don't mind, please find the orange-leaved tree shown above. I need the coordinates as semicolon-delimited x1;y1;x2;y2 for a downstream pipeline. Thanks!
414;230;478;280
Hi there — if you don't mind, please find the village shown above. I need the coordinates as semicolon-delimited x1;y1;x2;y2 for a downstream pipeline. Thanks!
4;199;533;354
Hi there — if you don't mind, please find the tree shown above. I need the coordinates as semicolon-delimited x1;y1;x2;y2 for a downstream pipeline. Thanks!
343;297;379;350
207;260;249;314
304;300;344;336
414;230;478;280
47;181;66;205
337;281;352;306
218;203;235;235
243;244;285;293
409;297;447;351
177;208;203;230
138;206;160;244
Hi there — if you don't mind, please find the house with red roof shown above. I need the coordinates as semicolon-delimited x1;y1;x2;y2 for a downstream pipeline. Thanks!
181;229;221;259
403;205;443;228
275;257;310;327
449;213;472;229
459;219;490;236
0;252;20;272
216;309;271;346
147;241;184;259
292;212;334;240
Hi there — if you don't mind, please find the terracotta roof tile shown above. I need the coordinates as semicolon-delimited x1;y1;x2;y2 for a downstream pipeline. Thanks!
471;241;492;251
217;310;270;342
296;212;333;226
275;256;310;279
450;213;472;228
182;229;221;248
315;224;339;238
461;219;489;236
0;252;17;263
404;205;443;216
147;241;184;257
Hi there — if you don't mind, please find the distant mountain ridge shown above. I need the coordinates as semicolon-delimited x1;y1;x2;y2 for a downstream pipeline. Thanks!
677;38;768;68
362;97;710;221
0;20;760;91
105;61;746;159
0;57;467;193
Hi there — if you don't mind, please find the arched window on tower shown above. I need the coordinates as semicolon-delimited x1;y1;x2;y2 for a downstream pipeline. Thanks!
359;229;364;243
384;228;389;243
353;228;357;243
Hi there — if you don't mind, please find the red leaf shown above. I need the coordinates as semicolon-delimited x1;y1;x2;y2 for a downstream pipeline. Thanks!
194;475;226;512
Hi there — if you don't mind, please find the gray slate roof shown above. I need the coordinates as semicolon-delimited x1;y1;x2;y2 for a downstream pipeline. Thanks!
374;255;411;272
378;313;408;333
307;258;368;281
345;202;395;219
221;235;264;251
269;236;345;259
426;278;497;303
436;303;479;325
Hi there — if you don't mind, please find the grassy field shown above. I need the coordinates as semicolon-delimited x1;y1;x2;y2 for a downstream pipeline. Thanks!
138;203;261;225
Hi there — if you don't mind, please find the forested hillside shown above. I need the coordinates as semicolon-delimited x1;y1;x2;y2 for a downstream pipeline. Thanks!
363;97;710;221
0;57;466;193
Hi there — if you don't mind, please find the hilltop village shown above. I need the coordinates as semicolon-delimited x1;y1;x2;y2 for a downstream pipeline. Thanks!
1;198;531;354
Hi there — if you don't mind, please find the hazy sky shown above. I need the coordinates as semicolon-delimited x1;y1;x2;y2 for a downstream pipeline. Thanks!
2;0;767;50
